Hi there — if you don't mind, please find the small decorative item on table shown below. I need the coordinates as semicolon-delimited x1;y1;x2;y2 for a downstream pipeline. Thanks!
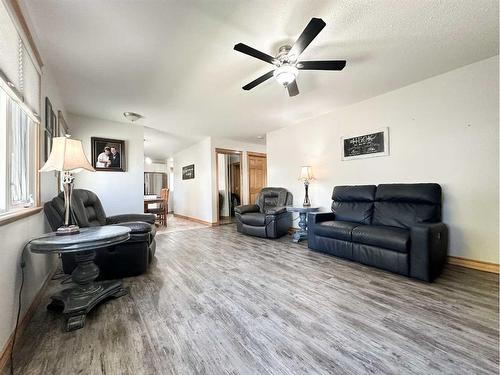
28;226;131;331
298;166;314;206
286;206;320;243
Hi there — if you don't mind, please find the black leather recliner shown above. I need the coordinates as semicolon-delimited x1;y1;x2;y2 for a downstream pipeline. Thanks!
44;189;157;279
308;184;448;282
235;187;293;239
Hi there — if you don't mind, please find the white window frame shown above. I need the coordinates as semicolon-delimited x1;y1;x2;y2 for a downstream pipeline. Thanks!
0;74;40;224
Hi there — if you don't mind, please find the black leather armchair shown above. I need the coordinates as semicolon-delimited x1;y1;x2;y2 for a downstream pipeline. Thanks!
308;184;448;282
44;189;157;279
235;187;293;239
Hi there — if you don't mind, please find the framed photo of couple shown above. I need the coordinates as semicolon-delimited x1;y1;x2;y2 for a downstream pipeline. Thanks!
91;137;126;172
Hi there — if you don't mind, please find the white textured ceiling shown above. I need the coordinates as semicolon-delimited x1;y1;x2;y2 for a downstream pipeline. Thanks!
21;0;499;160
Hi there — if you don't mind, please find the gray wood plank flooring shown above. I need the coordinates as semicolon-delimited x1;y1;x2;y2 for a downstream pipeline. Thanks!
6;225;499;374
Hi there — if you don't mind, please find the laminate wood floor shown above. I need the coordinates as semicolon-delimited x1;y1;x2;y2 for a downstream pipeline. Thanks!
7;225;499;375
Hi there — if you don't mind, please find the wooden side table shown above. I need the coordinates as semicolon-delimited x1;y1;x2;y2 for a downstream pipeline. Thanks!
286;206;320;243
28;226;131;331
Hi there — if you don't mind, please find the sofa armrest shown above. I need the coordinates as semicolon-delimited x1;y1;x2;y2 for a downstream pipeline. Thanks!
235;204;260;215
264;206;287;215
410;222;448;282
307;211;335;224
107;213;156;225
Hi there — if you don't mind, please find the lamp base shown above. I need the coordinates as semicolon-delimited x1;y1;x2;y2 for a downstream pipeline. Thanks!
56;225;80;236
303;181;311;207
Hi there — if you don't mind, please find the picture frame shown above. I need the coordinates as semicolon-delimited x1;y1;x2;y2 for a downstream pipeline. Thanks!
91;137;126;172
182;164;195;180
341;127;389;161
44;97;55;161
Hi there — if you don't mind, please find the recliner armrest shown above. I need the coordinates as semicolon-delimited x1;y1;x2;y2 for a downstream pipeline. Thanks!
410;222;448;282
264;206;287;215
235;204;260;214
308;212;335;224
110;221;152;243
107;213;156;225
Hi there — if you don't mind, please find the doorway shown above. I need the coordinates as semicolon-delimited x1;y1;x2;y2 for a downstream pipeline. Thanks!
248;152;267;204
216;149;242;225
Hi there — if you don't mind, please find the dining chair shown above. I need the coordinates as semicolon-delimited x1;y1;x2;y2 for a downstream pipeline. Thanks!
147;188;169;226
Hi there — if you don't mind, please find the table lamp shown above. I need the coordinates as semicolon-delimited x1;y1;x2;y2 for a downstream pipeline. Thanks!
299;166;314;207
40;136;95;235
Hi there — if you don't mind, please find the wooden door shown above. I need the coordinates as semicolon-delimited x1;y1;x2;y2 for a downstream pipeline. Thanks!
248;153;267;204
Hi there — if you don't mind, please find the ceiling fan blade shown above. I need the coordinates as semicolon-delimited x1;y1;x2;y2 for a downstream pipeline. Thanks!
234;43;277;65
242;70;275;90
287;80;299;97
297;60;346;70
289;18;326;58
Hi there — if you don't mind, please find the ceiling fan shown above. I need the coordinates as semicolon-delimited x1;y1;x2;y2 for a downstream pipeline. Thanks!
234;18;346;97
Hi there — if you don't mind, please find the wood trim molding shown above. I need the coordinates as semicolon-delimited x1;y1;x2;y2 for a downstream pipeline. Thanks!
214;148;242;155
7;0;44;68
173;213;217;227
0;207;42;227
448;256;499;274
247;151;266;158
0;268;54;373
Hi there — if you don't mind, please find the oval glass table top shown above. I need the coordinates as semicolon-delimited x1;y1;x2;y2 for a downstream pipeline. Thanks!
28;226;131;254
286;206;320;213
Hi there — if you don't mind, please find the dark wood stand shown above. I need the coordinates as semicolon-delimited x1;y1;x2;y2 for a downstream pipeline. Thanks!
28;226;131;331
47;250;127;331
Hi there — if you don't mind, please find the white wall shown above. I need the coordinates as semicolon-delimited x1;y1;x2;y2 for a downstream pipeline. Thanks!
144;162;167;173
0;65;64;356
173;137;213;223
69;114;144;215
267;56;499;264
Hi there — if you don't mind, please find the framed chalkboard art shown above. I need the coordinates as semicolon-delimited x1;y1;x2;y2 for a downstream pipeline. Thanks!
341;127;389;161
182;164;195;180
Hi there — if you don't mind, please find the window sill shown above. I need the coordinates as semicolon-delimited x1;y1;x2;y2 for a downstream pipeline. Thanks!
0;206;43;227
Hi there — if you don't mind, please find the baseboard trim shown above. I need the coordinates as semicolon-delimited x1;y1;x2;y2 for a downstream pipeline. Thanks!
173;213;217;227
448;256;499;274
0;268;55;373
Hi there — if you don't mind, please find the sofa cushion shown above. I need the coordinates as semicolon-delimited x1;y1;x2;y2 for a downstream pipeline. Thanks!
240;212;266;226
351;225;410;253
372;184;442;229
314;221;360;241
331;185;376;224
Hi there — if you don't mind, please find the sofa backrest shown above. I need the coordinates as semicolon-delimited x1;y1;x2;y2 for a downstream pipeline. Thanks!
331;185;376;224
372;183;442;229
256;187;293;213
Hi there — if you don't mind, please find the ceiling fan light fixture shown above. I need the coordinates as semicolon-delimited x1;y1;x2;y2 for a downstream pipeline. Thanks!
123;112;143;122
273;65;298;86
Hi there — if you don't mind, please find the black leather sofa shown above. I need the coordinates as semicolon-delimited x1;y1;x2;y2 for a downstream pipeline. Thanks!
235;187;293;239
308;184;448;282
44;189;157;279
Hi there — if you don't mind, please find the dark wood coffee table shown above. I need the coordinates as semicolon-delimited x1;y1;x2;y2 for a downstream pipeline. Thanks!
28;226;131;331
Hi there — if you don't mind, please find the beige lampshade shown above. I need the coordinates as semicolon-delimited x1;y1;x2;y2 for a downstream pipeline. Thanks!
299;166;314;181
40;137;95;173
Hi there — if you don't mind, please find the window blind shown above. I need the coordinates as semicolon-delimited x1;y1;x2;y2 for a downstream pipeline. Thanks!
0;0;40;115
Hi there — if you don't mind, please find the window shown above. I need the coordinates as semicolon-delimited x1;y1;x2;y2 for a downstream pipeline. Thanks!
0;0;41;222
0;81;39;217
